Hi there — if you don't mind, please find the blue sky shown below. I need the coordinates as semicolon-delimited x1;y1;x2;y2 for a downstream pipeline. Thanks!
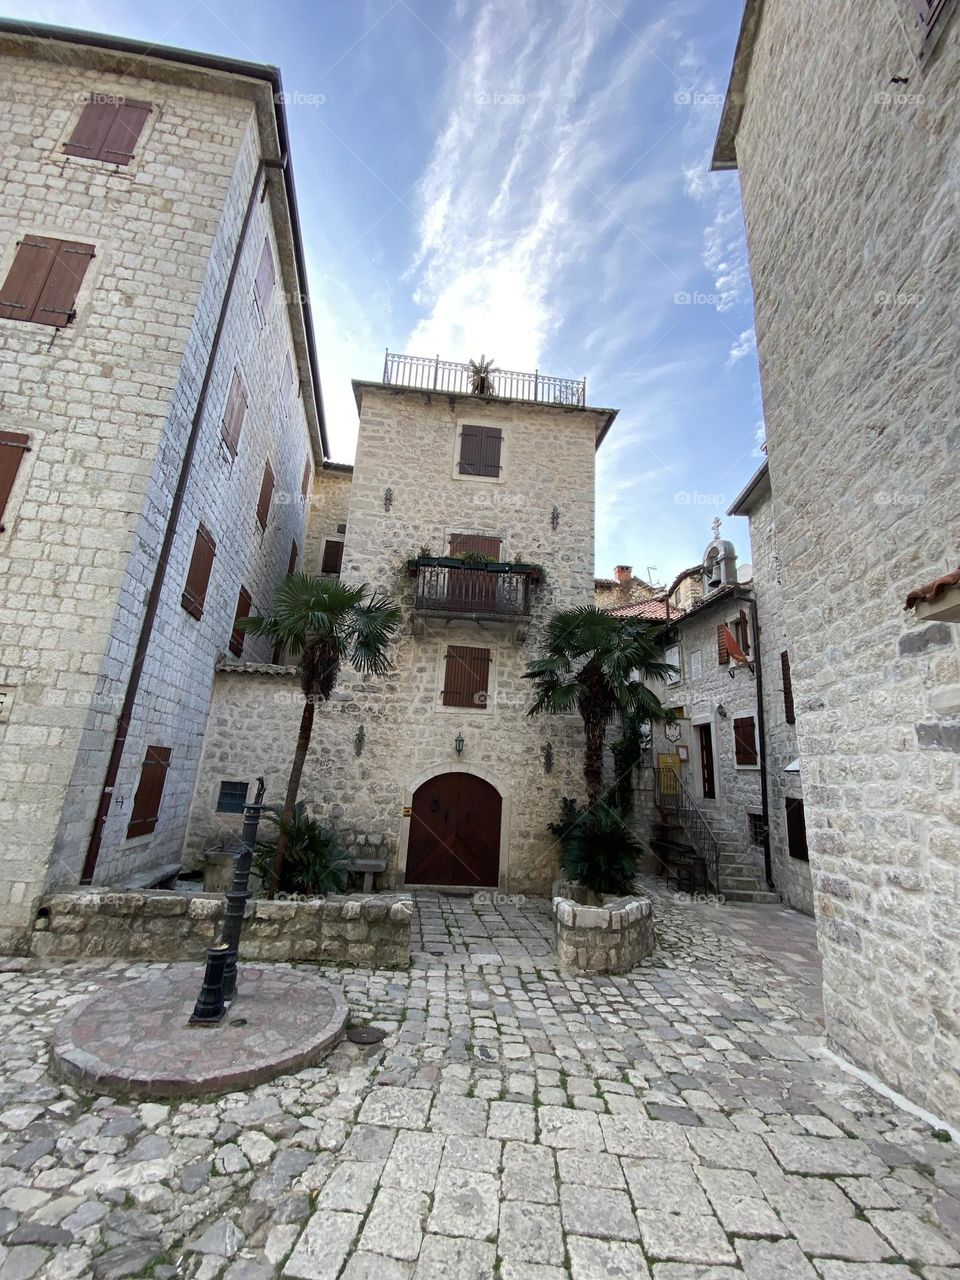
7;0;764;583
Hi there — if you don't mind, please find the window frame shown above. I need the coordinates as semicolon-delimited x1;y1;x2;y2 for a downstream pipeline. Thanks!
320;538;344;576
439;644;495;712
452;417;508;484
786;796;809;862
181;522;217;621
0;235;96;329
216;779;250;814
62;96;153;167
732;713;759;769
126;744;172;839
0;430;32;534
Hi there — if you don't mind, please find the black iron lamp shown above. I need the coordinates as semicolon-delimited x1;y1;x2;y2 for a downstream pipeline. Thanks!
454;732;465;755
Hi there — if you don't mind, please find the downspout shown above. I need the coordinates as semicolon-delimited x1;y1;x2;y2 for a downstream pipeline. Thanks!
80;156;284;884
737;589;774;890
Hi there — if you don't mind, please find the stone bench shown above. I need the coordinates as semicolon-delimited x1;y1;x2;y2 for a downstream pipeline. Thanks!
345;857;387;893
553;894;655;975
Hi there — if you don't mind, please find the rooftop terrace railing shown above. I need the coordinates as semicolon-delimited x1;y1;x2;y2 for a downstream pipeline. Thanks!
382;350;586;408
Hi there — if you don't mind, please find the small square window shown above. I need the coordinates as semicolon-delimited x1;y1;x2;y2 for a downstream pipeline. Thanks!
216;780;249;814
748;813;765;844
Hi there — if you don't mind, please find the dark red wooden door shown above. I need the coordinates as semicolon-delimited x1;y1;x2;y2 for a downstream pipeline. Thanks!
405;773;501;886
697;724;716;800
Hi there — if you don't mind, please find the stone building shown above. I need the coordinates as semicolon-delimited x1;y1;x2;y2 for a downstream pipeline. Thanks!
594;565;656;611
714;0;959;1122
185;359;619;895
0;21;328;951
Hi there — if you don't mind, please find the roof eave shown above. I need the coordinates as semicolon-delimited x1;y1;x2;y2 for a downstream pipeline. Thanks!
710;0;766;172
728;458;771;516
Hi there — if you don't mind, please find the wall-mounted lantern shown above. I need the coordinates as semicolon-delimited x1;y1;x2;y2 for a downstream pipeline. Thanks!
454;732;465;755
354;724;365;756
384;487;393;512
551;505;560;530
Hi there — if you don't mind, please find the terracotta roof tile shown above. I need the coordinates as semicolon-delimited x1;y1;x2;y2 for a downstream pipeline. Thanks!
611;599;672;621
905;566;960;609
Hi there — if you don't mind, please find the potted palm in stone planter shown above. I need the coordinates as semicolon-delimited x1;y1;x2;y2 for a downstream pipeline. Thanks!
468;354;497;396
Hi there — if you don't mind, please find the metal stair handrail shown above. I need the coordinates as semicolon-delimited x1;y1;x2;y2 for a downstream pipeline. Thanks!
652;765;721;892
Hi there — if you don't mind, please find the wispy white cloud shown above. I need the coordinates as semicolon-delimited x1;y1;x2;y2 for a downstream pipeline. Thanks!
725;326;756;368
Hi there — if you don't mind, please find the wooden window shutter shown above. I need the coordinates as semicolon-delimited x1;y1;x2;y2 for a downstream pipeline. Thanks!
0;237;94;327
786;797;809;862
458;425;482;474
717;624;729;665
220;369;247;457
321;540;343;575
301;456;311;498
781;650;796;725
63;100;117;160
256;460;275;529
479;427;503;477
736;609;751;655
99;101;151;165
442;645;491;709
64;99;150;164
126;745;171;838
229;586;252;657
287;539;299;577
0;431;30;532
254;238;276;320
181;522;216;619
733;715;758;767
449;533;502;559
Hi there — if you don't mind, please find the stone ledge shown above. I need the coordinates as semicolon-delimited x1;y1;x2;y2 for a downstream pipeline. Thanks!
553;891;655;974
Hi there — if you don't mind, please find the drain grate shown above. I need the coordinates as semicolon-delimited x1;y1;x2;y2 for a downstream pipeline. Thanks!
347;1026;387;1045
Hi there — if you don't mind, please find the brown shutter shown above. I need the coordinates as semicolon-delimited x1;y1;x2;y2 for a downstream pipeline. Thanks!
737;609;751;655
181;523;216;619
321;540;343;574
254;238;276;320
786;797;809;861
287;539;299;576
0;238;56;322
221;369;247;457
256;460;275;529
0;431;30;532
126;745;172;838
99;101;151;165
781;650;795;725
479;427;503;477
229;586;252;657
449;534;502;559
717;624;729;665
63;100;117;159
458;425;482;474
301;456;311;498
734;715;758;767
442;646;491;708
32;239;95;327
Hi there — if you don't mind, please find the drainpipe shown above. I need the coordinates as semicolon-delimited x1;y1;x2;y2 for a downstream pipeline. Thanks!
736;589;774;890
80;157;284;884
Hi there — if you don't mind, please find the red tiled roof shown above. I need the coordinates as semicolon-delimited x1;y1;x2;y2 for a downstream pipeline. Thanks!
611;599;672;621
905;566;960;610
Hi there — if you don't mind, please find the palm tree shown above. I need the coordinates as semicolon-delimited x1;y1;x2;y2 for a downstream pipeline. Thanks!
524;607;675;805
241;574;401;886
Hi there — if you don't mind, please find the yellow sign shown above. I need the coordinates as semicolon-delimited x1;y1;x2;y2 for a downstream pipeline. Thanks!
402;806;411;817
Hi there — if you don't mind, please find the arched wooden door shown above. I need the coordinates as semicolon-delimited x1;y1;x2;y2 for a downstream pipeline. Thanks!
405;773;501;886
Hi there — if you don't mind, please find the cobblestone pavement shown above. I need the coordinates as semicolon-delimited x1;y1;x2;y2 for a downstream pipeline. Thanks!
1;883;959;1280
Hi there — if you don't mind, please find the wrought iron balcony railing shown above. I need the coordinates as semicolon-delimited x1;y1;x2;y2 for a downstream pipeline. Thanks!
410;560;536;618
383;350;586;408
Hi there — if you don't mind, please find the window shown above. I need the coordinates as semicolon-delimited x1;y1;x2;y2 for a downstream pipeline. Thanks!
63;97;151;165
279;353;294;416
733;610;751;656
733;714;758;767
216;780;249;814
0;236;95;327
449;533;501;558
182;523;216;620
230;586;252;657
0;431;30;532
781;650;795;725
690;650;703;681
127;745;171;838
458;425;502;477
717;624;729;666
443;645;491;708
256;460;275;530
786;797;809;861
253;238;276;324
220;368;247;458
664;644;681;685
748;813;765;845
321;540;343;575
301;456;311;498
287;539;299;577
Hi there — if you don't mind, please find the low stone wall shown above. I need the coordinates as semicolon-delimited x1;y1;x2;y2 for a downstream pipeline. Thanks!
554;895;654;974
30;891;413;969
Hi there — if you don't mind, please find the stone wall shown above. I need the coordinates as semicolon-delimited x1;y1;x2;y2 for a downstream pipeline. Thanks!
302;465;353;577
31;890;412;968
728;1;960;1119
554;895;654;974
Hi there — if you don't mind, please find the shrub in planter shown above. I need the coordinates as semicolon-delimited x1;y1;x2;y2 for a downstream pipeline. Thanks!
255;801;350;896
550;795;642;896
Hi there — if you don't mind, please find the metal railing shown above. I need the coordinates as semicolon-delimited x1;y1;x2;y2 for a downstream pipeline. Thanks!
414;563;533;617
653;765;721;893
382;350;586;408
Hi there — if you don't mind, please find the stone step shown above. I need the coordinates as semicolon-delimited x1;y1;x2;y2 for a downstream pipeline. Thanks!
721;889;782;904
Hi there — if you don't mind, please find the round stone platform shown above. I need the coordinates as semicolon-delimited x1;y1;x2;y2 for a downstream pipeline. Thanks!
51;963;348;1097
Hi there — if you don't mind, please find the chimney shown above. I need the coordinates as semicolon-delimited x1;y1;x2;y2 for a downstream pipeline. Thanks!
615;565;632;583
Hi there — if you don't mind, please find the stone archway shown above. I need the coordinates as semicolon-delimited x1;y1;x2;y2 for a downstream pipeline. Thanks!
405;772;502;886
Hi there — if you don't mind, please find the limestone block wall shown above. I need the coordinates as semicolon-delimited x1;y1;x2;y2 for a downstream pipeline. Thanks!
31;890;413;968
731;0;960;1119
302;465;352;576
554;895;655;974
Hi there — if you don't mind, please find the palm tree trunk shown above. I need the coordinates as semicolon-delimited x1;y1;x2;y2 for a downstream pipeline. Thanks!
272;695;315;893
584;714;606;807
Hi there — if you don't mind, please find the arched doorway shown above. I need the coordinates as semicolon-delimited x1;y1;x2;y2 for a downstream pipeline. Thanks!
405;773;502;886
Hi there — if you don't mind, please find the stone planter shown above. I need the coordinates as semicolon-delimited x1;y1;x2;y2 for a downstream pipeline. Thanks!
553;893;654;975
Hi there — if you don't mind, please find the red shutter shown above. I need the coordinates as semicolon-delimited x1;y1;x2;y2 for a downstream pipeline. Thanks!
221;369;247;457
230;586;252;657
181;523;216;619
479;427;503;477
126;745;172;838
449;534;502;559
0;431;30;532
0;238;53;322
781;650;795;725
287;539;299;577
0;237;93;327
256;460;275;529
442;646;491;708
301;456;311;498
63;100;117;159
717;624;729;665
321;540;343;575
734;715;758;767
458;425;482;475
99;101;151;165
254;238;276;321
786;797;809;861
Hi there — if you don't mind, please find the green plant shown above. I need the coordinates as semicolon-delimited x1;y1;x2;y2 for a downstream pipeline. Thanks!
524;607;675;804
548;796;581;842
555;796;642;895
461;549;496;566
255;801;349;896
468;354;497;395
240;574;401;888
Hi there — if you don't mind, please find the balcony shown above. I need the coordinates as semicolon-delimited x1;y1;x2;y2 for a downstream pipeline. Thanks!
383;350;586;408
408;558;540;638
